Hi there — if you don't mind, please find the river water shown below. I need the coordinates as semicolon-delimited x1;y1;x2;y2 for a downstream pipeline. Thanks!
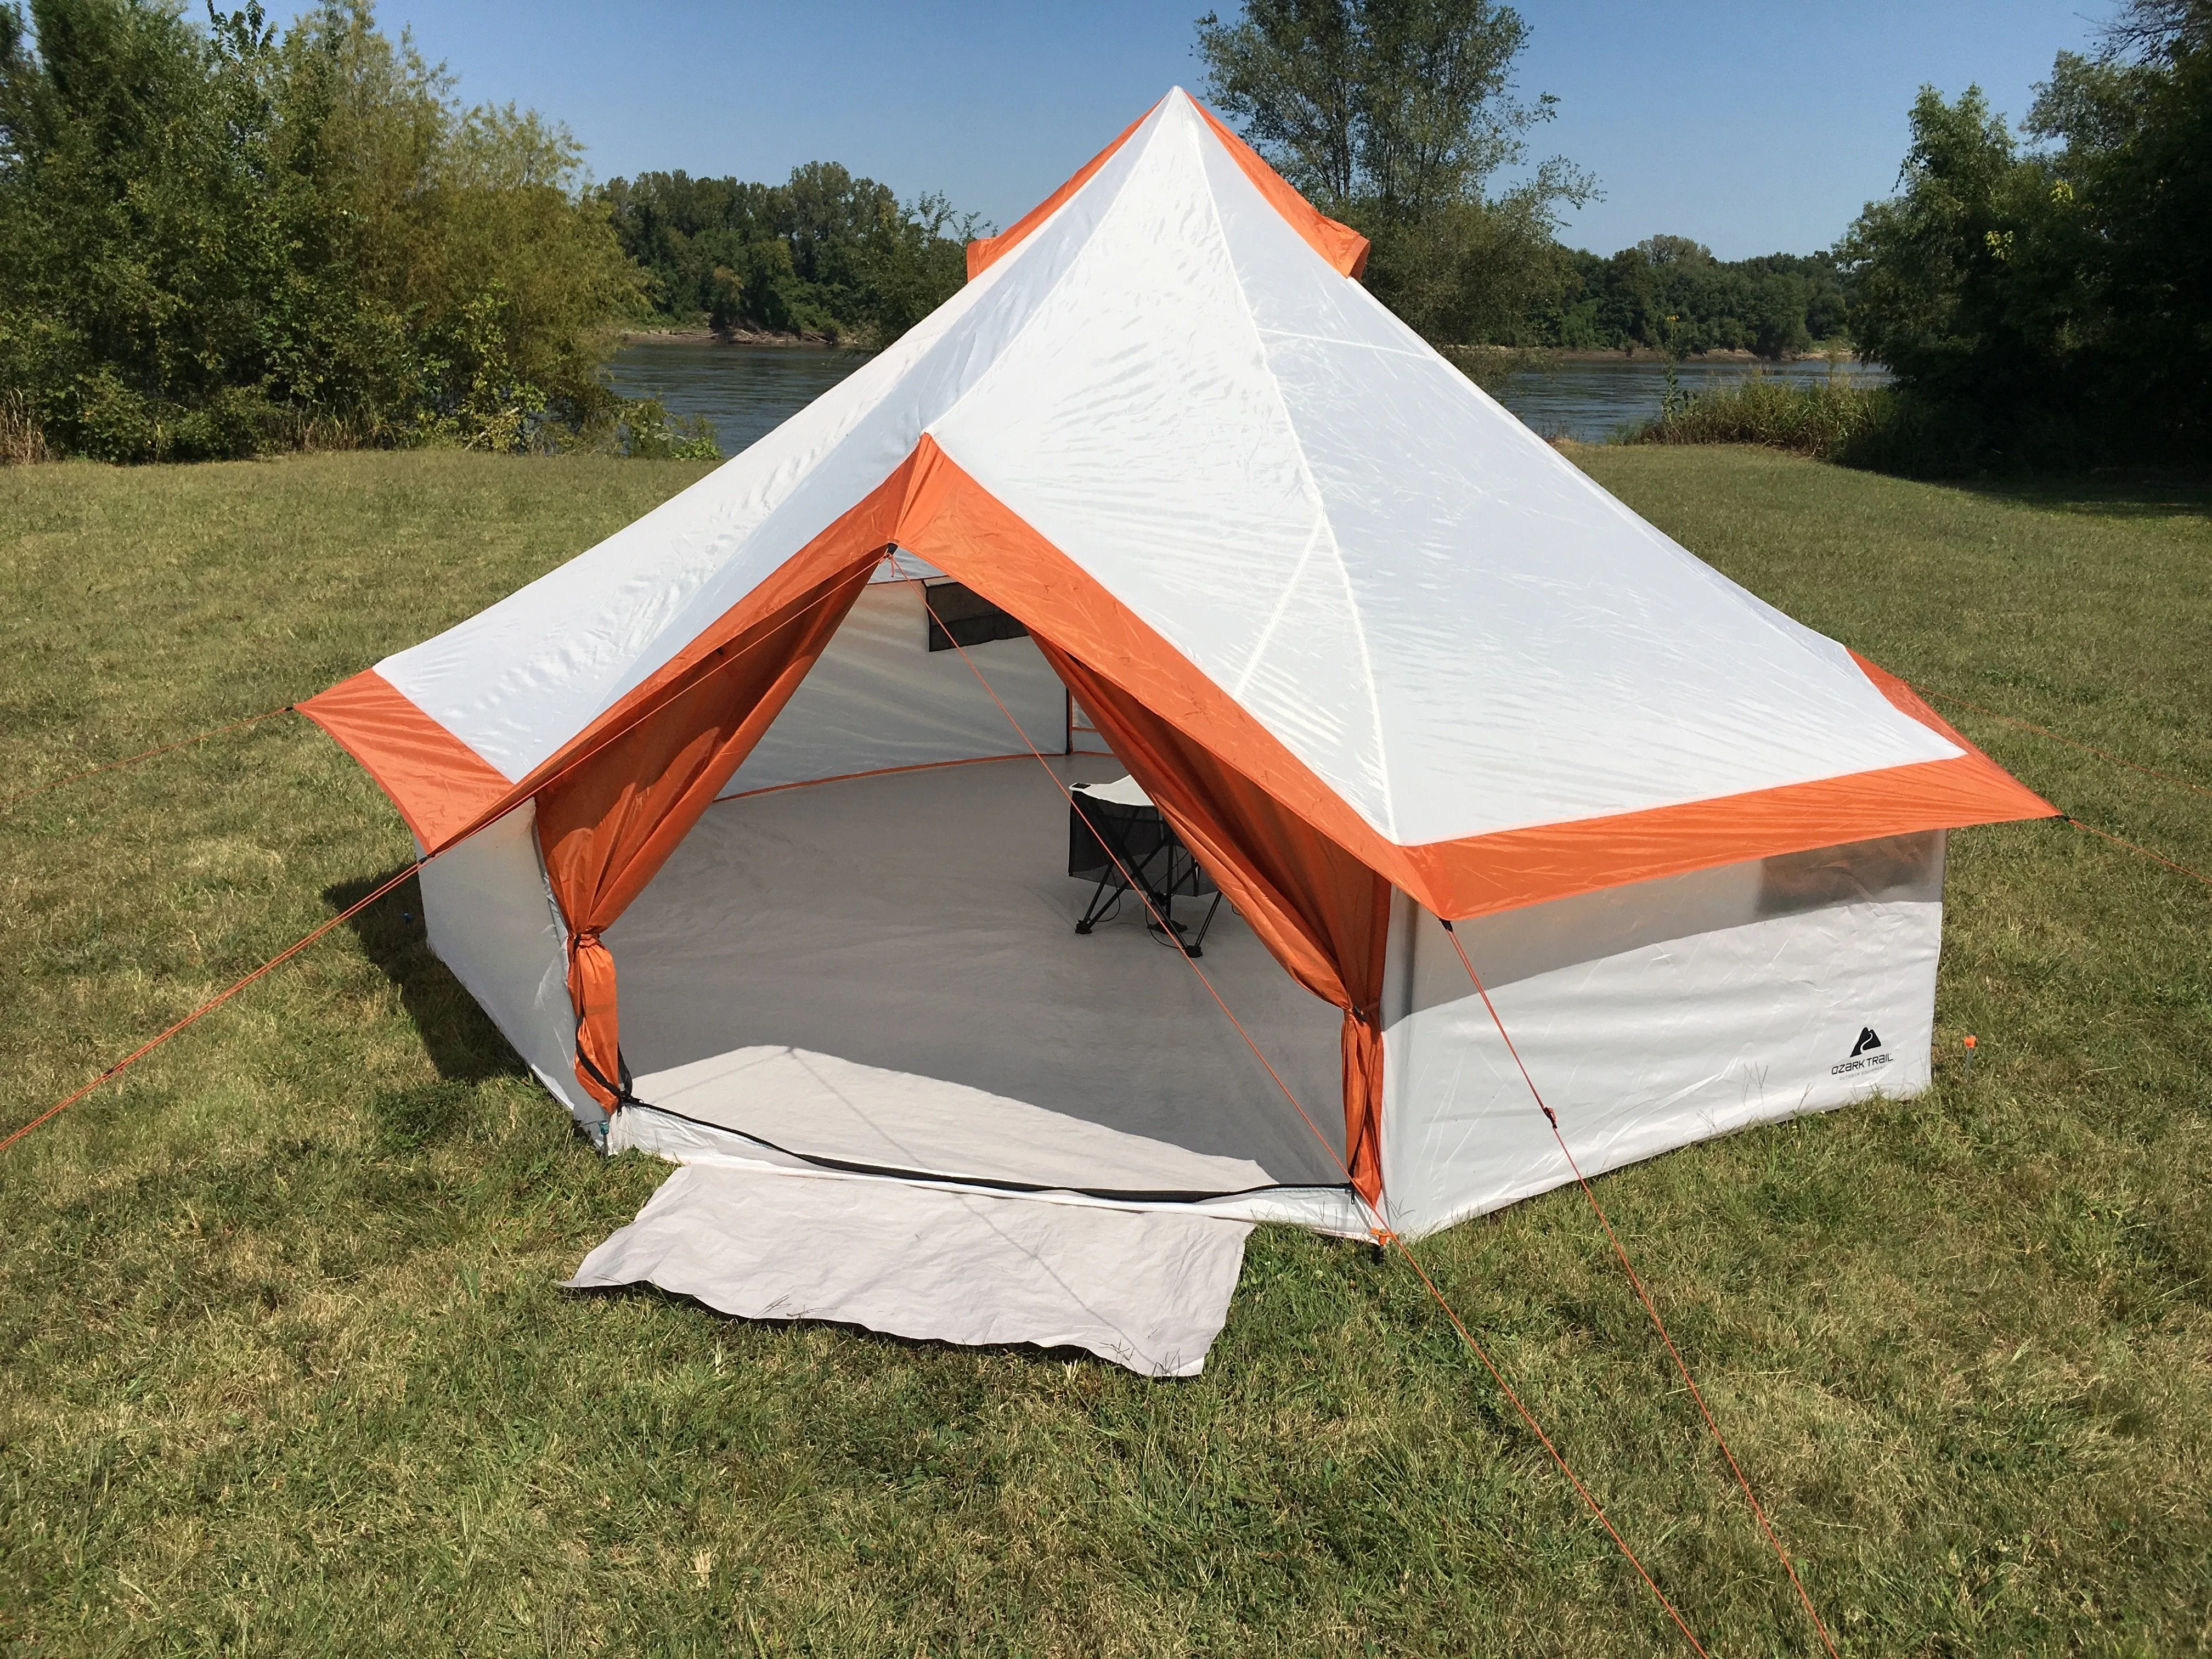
602;338;1888;456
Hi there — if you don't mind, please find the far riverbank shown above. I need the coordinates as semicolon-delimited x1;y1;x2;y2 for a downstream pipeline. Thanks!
619;326;860;349
627;326;1866;365
603;337;1889;450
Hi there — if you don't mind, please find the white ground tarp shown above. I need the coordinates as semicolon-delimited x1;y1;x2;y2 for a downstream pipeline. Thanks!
567;1160;1255;1376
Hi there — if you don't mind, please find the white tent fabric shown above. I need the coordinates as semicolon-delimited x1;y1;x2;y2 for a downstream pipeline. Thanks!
608;1049;1276;1194
1071;774;1155;808
418;799;587;1117
356;88;1957;848
568;1161;1255;1377
719;578;1068;795
600;756;1348;1193
1380;834;1946;1235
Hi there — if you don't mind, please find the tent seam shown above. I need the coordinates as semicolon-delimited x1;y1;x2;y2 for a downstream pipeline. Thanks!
1193;110;1400;843
1231;517;1327;700
1257;251;1962;784
924;109;1171;450
1256;326;1430;359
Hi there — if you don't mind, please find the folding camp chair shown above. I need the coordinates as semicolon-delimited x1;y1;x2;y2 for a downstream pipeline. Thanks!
1066;775;1224;957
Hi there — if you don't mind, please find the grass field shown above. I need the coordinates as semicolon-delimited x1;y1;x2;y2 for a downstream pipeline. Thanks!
1;445;2207;1656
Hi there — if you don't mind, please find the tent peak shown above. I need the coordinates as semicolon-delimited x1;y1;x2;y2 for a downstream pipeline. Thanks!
965;89;1371;284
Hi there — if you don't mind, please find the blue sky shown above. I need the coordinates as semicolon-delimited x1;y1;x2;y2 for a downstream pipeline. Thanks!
357;1;2106;259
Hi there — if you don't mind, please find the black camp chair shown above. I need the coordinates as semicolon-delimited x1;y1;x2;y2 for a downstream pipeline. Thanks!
1067;782;1223;956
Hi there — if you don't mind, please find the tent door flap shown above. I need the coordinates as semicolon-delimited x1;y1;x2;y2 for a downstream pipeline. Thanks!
566;1161;1253;1377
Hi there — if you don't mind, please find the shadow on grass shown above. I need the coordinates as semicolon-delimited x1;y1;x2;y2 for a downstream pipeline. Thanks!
1947;470;2212;521
565;1279;1135;1377
326;865;529;1085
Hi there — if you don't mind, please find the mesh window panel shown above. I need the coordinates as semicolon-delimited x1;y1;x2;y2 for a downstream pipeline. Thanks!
924;582;1030;651
1756;831;1944;917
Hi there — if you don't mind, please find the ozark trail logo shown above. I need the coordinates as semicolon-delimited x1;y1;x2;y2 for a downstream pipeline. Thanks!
1831;1026;1892;1076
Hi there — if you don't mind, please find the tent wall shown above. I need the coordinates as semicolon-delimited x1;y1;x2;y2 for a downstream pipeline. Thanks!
1379;832;1946;1238
719;577;1071;796
419;800;595;1125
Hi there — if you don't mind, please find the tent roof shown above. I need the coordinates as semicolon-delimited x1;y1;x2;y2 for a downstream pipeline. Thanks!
303;88;2048;918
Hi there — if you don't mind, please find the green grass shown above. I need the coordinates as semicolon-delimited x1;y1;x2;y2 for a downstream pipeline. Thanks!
2;447;2208;1655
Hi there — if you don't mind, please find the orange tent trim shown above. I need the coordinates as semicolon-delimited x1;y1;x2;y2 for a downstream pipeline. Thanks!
966;104;1156;281
297;669;510;850
1189;100;1370;279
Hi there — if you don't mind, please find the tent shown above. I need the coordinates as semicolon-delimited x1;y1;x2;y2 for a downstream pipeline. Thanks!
302;89;2051;1375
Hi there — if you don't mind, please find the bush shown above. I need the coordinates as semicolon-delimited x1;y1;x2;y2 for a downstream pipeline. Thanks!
615;398;720;461
0;388;53;463
1625;369;2128;477
0;0;643;461
1839;10;2212;471
1627;370;1894;461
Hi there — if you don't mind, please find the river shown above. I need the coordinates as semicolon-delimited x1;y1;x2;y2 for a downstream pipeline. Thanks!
602;338;1888;456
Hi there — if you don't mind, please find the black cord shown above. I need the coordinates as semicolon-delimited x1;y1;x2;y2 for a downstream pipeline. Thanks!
614;1096;1341;1206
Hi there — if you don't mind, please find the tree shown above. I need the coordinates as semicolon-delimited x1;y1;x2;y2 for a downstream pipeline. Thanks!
1194;0;1592;342
0;0;642;460
0;0;281;457
1839;1;2210;467
1841;87;2076;427
1194;0;1362;204
2028;0;2211;455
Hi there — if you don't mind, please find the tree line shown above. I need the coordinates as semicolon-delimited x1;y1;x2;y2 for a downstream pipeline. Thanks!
0;0;978;462
1194;4;1853;360
6;0;2198;471
599;167;974;347
0;0;648;461
1513;241;1850;358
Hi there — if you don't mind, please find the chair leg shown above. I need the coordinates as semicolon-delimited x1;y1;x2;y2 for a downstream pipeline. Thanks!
1186;891;1224;956
1074;869;1120;934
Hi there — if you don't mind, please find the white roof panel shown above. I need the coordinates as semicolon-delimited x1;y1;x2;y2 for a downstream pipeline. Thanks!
365;88;1959;846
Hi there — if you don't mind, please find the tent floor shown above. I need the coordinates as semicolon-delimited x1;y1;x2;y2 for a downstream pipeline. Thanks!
603;755;1348;1194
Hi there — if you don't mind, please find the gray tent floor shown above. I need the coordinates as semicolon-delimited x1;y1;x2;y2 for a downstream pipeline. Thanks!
604;755;1348;1192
